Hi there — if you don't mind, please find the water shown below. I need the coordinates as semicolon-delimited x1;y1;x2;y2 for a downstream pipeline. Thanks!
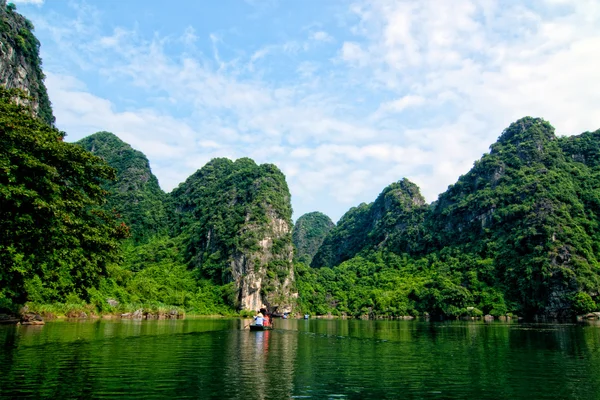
1;318;600;399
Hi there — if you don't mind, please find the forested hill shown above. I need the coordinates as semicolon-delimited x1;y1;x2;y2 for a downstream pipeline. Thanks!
292;212;335;265
2;1;599;320
424;118;600;317
302;118;600;319
170;158;297;312
72;138;299;313
0;1;54;125
76;132;169;243
311;178;428;268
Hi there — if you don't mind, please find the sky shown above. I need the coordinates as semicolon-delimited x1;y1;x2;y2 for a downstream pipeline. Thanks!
12;0;600;222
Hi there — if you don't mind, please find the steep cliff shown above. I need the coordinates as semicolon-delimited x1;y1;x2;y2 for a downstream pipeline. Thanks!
170;158;297;312
0;1;54;125
292;212;334;265
312;178;428;268
76;132;169;242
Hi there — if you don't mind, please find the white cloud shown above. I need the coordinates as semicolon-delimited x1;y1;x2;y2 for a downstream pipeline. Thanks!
345;0;600;133
311;31;333;42
30;0;600;222
339;0;600;197
371;95;426;120
340;42;369;66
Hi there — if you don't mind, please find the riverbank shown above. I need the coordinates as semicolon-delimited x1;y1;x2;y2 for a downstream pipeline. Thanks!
0;300;258;325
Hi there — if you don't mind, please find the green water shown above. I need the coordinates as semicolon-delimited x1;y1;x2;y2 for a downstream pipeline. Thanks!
1;319;600;399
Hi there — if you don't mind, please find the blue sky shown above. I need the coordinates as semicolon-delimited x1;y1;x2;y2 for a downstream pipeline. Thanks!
13;0;600;222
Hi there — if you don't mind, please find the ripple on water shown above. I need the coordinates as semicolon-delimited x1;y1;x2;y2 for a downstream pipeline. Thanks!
1;319;600;399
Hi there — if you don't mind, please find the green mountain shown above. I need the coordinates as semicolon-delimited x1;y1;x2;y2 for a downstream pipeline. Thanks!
302;118;600;319
0;4;299;316
76;132;169;242
0;1;54;125
312;178;428;268
292;212;335;265
2;4;599;319
425;118;600;317
170;157;297;312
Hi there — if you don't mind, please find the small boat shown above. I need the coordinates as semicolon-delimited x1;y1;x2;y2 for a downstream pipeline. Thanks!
250;324;273;331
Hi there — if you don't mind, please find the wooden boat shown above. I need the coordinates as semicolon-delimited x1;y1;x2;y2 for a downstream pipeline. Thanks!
249;324;273;331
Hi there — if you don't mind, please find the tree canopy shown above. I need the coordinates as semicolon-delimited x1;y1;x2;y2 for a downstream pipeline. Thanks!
0;88;127;311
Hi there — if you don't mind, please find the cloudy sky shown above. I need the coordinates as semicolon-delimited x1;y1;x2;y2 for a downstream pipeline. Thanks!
13;0;600;222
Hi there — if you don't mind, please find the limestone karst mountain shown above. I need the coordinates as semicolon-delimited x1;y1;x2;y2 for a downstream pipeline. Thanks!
292;212;335;265
0;1;53;125
311;178;428;269
305;118;600;318
170;158;297;312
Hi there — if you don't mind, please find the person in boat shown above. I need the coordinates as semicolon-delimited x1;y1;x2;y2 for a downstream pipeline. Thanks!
263;313;272;327
254;311;264;326
259;308;272;327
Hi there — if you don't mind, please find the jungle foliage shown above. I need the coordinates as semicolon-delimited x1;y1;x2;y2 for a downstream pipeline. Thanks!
292;211;335;265
76;132;169;243
2;9;599;319
169;157;294;287
0;88;127;312
311;178;428;268
300;119;600;319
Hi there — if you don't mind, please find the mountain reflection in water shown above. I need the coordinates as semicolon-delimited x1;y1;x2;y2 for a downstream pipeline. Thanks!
1;318;600;399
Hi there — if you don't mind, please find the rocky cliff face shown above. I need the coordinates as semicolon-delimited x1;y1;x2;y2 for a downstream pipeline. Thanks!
170;158;297;313
0;1;54;125
231;207;296;312
292;212;335;265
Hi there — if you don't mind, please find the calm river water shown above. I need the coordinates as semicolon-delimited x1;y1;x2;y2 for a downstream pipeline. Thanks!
1;318;600;399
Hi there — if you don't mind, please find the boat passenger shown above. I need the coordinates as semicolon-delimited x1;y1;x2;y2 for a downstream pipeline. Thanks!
263;313;272;326
254;312;264;326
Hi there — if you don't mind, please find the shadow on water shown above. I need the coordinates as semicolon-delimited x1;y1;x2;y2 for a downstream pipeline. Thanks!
1;318;600;399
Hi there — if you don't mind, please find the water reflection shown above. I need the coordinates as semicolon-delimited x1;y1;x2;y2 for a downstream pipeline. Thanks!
1;319;600;399
221;321;298;399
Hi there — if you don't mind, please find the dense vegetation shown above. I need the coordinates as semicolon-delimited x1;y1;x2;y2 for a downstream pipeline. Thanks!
292;211;334;265
0;1;54;125
2;5;599;320
312;178;428;268
0;87;126;312
300;119;600;319
69;140;297;314
76;132;169;243
170;157;296;310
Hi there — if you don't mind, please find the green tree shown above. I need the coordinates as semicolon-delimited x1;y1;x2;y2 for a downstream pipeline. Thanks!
0;88;128;310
